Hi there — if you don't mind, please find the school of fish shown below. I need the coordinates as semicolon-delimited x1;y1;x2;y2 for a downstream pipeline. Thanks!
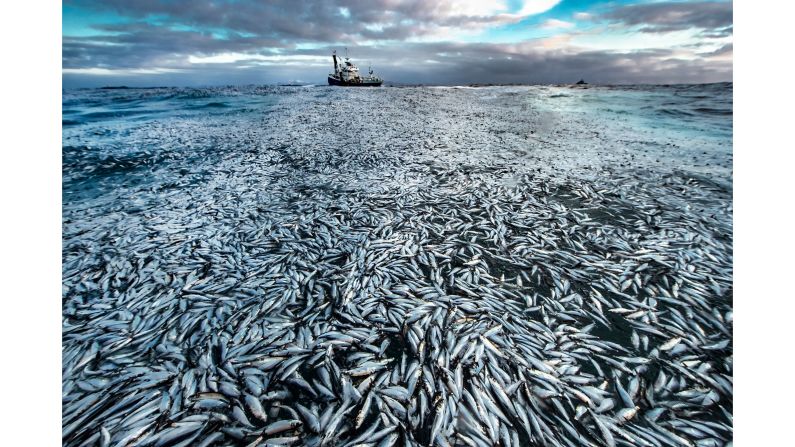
63;85;733;447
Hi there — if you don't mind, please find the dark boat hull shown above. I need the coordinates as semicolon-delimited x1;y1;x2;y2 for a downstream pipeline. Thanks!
328;76;382;87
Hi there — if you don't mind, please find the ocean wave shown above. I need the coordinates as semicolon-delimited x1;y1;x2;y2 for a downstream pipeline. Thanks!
186;101;230;110
693;107;732;116
658;108;696;117
62;145;160;178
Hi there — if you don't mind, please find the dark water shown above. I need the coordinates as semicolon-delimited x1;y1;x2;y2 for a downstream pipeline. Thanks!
62;84;732;447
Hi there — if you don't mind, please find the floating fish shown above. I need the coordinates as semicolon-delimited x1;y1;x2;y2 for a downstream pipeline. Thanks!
63;85;733;447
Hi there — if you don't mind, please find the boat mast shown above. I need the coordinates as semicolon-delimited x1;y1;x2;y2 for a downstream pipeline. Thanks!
332;50;338;76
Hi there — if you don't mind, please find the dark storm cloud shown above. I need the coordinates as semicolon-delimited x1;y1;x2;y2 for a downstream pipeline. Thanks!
63;22;286;70
65;0;524;43
603;1;732;33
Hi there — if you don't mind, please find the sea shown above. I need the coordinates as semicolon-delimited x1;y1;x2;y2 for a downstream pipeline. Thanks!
63;84;732;203
62;84;733;446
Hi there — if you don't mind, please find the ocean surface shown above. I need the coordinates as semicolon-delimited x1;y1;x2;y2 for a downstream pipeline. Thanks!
63;84;733;446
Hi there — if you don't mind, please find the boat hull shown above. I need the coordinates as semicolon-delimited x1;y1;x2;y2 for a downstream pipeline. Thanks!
328;76;382;87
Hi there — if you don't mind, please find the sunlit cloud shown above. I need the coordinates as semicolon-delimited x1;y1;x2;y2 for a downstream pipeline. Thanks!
62;67;184;76
541;19;575;30
188;53;327;65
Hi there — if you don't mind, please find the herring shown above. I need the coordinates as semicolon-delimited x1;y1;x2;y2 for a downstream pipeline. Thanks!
62;85;733;447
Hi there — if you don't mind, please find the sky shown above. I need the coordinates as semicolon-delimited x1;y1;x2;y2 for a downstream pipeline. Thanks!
62;0;733;87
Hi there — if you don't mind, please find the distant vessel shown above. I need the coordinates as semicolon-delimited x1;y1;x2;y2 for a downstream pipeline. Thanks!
328;50;383;87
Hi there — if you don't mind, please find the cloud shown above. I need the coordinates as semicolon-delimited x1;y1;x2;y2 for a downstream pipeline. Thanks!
62;1;732;87
707;43;732;56
541;19;575;29
62;67;184;76
515;0;563;16
700;43;732;61
187;53;327;65
603;1;732;34
63;38;732;87
66;0;562;42
398;43;731;85
700;26;732;39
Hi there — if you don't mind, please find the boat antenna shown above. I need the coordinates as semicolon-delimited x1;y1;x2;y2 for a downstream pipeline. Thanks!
345;47;348;59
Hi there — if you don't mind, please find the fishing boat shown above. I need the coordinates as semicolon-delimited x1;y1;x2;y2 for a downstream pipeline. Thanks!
328;50;383;87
